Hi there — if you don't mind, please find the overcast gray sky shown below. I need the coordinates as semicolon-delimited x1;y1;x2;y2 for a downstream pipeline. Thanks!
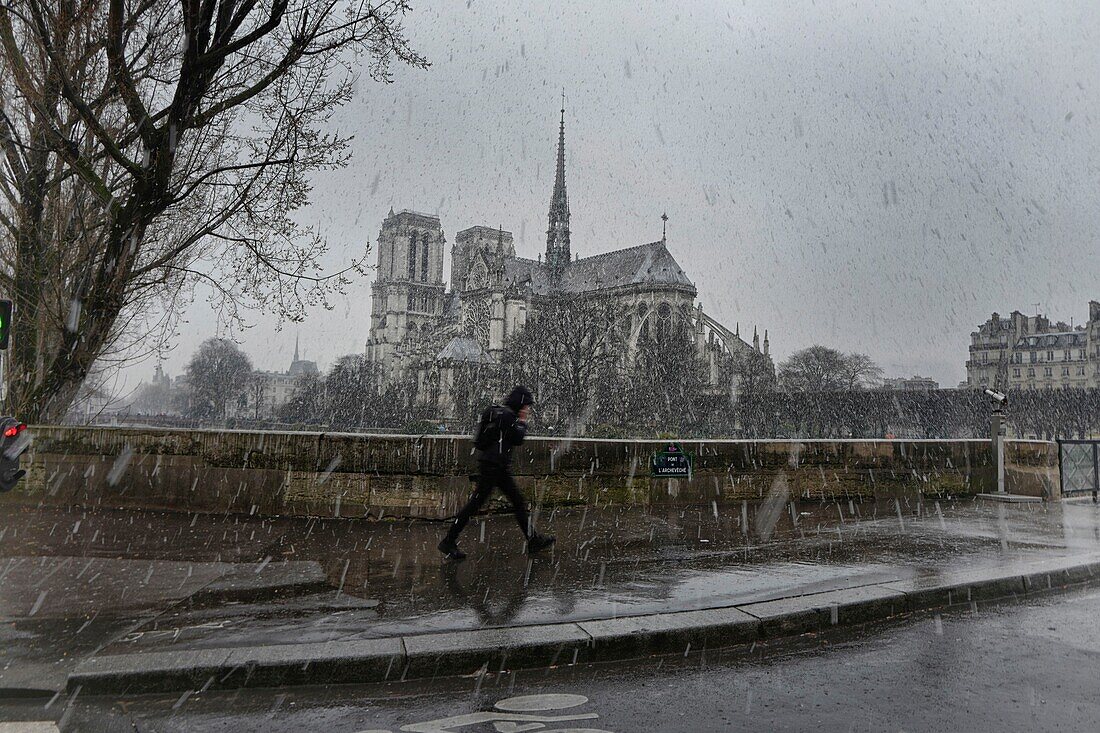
121;0;1100;394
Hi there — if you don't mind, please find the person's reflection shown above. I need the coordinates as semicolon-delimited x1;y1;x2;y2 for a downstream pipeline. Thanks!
440;559;532;627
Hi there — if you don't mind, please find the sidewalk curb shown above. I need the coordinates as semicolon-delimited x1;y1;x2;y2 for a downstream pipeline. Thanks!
66;554;1100;695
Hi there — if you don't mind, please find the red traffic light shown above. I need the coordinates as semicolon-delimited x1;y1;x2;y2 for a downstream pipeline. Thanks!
3;423;26;438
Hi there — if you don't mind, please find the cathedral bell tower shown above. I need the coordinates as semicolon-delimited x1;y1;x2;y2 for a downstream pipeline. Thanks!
366;209;446;367
545;100;571;278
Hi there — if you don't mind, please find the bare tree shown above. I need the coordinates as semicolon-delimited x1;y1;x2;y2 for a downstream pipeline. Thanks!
0;1;427;421
731;348;776;396
625;317;708;435
277;370;323;425
499;294;626;431
323;352;378;429
779;345;883;392
185;337;251;421
839;352;883;390
778;345;849;392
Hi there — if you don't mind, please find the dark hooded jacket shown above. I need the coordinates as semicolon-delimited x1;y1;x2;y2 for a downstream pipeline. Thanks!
473;386;534;466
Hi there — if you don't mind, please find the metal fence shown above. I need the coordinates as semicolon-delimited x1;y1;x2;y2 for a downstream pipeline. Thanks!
1058;440;1100;499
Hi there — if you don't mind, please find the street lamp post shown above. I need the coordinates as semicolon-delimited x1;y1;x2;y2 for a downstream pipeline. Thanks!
985;389;1008;494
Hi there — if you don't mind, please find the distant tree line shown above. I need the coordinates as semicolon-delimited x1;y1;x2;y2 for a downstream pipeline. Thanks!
132;333;1100;440
275;354;432;432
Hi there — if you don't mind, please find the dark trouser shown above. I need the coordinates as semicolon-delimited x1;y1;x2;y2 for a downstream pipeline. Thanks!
444;462;531;542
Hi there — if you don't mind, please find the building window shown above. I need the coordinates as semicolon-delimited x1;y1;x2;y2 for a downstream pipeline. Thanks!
1061;367;1070;376
1027;368;1035;377
1064;350;1071;361
1044;367;1052;377
1078;367;1086;376
421;235;430;281
1013;368;1020;377
407;233;418;280
1079;349;1086;360
1046;350;1054;361
1030;352;1037;363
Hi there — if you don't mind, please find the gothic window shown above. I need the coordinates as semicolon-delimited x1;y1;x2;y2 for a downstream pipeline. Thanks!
421;235;430;282
461;295;492;348
465;258;489;291
655;302;673;340
407;233;418;280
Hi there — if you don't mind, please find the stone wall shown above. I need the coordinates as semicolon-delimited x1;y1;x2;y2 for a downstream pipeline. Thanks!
0;426;1059;519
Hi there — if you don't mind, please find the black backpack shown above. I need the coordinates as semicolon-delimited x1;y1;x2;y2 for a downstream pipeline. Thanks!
473;406;504;451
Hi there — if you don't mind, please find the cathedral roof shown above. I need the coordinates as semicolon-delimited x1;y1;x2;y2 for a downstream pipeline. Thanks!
436;337;493;364
501;241;695;295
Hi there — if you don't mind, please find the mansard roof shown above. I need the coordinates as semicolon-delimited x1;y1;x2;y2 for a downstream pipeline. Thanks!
1015;331;1087;349
501;241;695;295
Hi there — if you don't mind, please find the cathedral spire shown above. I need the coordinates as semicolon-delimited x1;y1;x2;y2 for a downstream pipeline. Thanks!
545;94;571;276
293;334;300;363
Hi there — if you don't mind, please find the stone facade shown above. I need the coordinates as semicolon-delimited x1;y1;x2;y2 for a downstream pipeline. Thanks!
882;375;939;391
365;108;773;418
966;301;1100;390
237;336;319;419
2;425;1060;521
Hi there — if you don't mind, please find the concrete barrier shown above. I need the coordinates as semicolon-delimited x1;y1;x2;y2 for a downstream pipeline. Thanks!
0;426;1058;519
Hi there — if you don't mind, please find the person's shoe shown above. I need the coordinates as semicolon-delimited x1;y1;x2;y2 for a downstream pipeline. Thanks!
438;539;466;560
527;533;556;553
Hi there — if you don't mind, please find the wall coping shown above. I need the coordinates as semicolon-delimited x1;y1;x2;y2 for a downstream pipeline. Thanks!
42;425;1056;447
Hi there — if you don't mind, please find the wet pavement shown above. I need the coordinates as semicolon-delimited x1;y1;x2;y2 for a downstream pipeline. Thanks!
6;581;1100;731
4;497;1100;692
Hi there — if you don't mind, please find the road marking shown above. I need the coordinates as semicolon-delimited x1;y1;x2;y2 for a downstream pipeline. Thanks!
494;694;589;712
0;724;60;733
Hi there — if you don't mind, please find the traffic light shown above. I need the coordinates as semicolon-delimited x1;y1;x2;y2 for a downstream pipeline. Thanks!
0;417;27;492
0;299;10;350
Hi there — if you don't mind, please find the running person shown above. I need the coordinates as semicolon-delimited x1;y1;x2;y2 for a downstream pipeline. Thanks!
438;386;555;560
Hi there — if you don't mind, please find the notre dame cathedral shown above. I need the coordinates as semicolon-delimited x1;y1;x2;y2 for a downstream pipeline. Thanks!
365;105;773;419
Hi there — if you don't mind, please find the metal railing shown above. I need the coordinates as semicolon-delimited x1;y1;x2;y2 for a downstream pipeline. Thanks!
1058;439;1100;500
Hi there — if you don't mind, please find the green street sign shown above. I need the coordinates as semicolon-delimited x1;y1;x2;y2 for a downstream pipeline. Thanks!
651;442;691;478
